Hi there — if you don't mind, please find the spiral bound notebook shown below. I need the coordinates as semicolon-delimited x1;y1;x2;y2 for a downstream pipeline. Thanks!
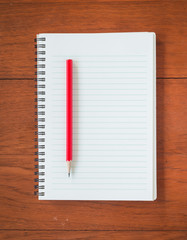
35;32;156;201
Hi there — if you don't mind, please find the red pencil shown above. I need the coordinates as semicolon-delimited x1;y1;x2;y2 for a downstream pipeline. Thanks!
66;59;73;177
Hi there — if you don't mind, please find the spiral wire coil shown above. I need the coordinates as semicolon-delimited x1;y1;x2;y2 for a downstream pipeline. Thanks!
34;37;46;196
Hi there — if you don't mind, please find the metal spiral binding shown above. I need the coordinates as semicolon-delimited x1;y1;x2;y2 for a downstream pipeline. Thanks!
34;37;46;197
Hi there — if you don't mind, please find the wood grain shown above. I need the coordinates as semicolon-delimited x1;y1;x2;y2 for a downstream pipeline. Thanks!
0;0;187;78
0;80;35;155
0;79;186;231
0;231;187;240
0;0;187;238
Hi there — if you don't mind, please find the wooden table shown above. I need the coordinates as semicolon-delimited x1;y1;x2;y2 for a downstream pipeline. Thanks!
0;0;187;239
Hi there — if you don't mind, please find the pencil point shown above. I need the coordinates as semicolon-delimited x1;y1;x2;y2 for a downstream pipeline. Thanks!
67;161;72;178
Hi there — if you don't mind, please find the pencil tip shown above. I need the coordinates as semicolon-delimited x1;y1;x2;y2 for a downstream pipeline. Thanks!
68;172;70;178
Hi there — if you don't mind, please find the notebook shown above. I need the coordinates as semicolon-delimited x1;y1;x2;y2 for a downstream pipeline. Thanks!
35;32;156;201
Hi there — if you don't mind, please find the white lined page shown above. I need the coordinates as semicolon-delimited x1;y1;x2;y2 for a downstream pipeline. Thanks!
38;33;156;200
